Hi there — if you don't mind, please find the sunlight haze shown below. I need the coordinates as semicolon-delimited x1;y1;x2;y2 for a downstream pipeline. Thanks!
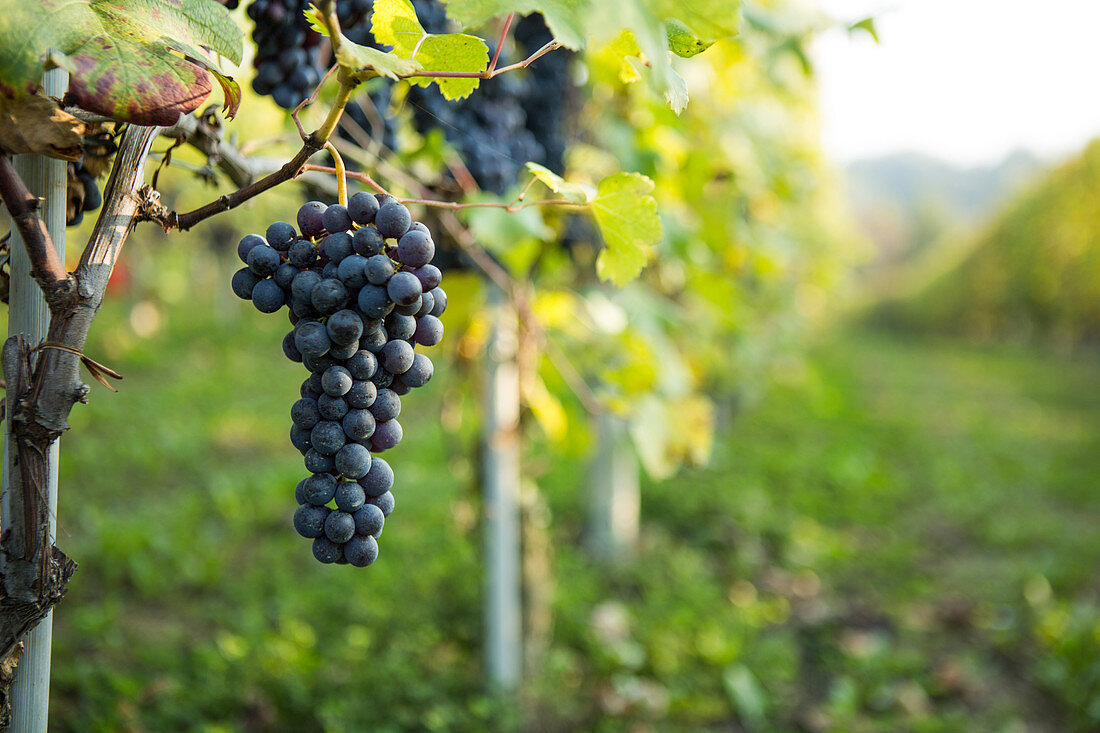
813;0;1100;164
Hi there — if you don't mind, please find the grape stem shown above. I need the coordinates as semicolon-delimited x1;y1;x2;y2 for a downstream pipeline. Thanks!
323;142;348;207
302;165;588;213
486;14;515;76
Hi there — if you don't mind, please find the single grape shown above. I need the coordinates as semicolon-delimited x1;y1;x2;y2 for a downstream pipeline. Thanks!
288;239;318;268
247;244;281;277
231;268;260;300
371;419;402;451
304;448;335;474
384;312;416;341
335;442;371;479
401;353;433;388
297;201;327;238
352;226;384;256
237;233;265;264
386;271;422;307
346;350;378;380
267;221;297;251
352;504;385;537
295;321;331;358
390;379;411;396
329;340;359;360
416;291;435;318
430;287;447;316
348;192;380;225
291;397;321;429
369;388;402;422
317;393;349;420
370;368;394;389
357;284;394;319
322;232;354;263
291;269;322;302
358;456;393;497
290;424;312;455
327;309;364;346
274;262;300;290
303;472;337;505
335;481;366;512
361;326;388;353
342;409;376;441
338;254;369;289
397;229;435;268
381;339;415;374
321;365;353;396
365;254;395;285
303;353;336;374
414;314;444;347
312;536;343;564
343;534;379;567
375;201;411;238
294;504;330;539
251;279;286;313
345;380;377;409
311;278;349;314
324;511;356;543
295;478;308;505
310;420;347;456
367;490;394;517
412;264;443;291
322;204;353;234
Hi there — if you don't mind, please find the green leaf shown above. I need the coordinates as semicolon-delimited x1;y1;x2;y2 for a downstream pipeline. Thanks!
590;172;662;286
849;17;879;43
373;0;489;99
525;162;592;203
0;0;242;125
336;40;422;81
665;18;714;57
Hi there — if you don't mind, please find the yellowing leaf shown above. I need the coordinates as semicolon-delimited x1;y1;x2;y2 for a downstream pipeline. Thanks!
373;0;488;99
0;0;242;125
525;162;593;203
590;172;663;286
413;34;489;99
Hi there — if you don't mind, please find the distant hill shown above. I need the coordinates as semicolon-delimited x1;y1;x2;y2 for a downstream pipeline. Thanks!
845;150;1041;267
876;139;1100;344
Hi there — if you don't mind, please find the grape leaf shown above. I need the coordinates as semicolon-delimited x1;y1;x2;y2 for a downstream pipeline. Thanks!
372;0;489;99
665;18;713;58
590;172;662;286
442;0;737;108
0;0;242;125
335;39;423;81
525;162;592;203
0;93;85;160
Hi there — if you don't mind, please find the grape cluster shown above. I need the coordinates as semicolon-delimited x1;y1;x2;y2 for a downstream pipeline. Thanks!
247;0;372;109
232;194;446;566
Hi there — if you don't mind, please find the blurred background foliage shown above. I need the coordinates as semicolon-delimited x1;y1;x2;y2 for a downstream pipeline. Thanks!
3;0;1098;730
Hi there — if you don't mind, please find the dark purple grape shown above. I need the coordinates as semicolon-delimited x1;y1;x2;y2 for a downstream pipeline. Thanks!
386;271;422;307
397;229;435;267
322;204;352;234
375;202;411;239
297;201;327;238
349;192;380;224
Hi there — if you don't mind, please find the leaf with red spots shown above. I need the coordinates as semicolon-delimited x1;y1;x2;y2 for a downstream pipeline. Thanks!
0;0;242;125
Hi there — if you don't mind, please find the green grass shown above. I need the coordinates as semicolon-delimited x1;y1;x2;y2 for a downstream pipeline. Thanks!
27;263;1100;731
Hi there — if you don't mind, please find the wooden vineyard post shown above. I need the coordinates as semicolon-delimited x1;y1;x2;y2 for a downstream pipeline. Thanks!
1;67;69;732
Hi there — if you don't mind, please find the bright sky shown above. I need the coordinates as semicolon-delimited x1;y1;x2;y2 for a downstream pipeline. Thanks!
812;0;1100;164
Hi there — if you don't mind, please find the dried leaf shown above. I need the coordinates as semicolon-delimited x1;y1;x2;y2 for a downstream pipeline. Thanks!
0;93;85;160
